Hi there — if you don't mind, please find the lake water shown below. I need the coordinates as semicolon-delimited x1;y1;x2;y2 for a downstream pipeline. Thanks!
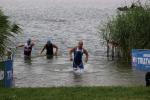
0;0;145;87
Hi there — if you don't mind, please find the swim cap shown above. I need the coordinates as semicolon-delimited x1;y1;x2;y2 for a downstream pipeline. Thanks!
47;40;51;44
27;38;31;45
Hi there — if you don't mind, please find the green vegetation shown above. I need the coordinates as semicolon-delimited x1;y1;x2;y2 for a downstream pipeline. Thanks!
0;86;150;100
0;9;21;59
100;1;150;61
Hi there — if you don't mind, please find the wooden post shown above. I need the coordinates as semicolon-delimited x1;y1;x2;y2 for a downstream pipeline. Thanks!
107;40;109;60
112;45;114;60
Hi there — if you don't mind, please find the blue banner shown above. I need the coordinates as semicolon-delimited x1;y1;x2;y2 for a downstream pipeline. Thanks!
132;49;150;72
4;60;13;87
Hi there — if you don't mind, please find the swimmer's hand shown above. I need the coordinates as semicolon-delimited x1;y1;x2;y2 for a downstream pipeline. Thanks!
85;57;88;63
70;57;73;61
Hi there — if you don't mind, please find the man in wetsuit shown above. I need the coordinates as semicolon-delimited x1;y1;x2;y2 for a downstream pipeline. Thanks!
145;72;150;86
24;39;35;57
69;41;89;70
18;38;35;58
40;40;58;58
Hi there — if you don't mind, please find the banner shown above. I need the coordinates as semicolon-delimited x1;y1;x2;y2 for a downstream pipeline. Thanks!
132;49;150;71
0;60;13;87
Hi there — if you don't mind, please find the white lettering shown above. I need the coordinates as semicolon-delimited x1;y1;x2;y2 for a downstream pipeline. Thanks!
138;58;143;64
137;57;150;65
132;57;137;63
7;71;13;80
143;54;150;57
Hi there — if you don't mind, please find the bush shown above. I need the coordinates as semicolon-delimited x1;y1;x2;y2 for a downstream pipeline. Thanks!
100;2;150;61
0;9;21;59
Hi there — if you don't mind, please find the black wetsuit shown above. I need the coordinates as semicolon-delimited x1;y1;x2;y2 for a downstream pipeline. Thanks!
46;43;53;55
145;72;150;86
73;48;84;69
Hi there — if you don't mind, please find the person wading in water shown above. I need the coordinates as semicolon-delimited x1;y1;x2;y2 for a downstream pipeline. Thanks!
18;38;35;59
69;40;89;71
40;39;58;59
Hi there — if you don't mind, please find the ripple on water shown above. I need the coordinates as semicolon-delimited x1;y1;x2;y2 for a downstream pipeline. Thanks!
0;0;145;87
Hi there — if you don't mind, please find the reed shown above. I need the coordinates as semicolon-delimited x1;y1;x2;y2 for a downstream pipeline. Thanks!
100;1;150;61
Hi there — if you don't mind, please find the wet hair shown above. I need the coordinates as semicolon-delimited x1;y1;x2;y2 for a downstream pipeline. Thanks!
78;40;83;45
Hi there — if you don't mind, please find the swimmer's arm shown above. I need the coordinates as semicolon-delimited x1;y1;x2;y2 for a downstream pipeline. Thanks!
17;42;34;48
53;44;58;56
40;45;46;54
83;48;89;63
69;47;76;61
17;44;24;48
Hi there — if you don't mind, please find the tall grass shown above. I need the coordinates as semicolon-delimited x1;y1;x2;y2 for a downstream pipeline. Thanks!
100;1;150;61
0;9;21;59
